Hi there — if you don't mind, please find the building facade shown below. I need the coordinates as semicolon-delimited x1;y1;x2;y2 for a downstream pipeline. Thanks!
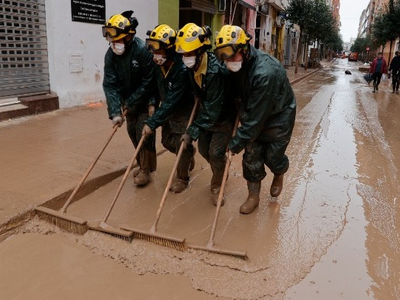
357;0;400;62
0;0;159;108
0;0;299;109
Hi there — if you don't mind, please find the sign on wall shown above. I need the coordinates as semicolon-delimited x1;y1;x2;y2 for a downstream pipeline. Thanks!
71;0;105;24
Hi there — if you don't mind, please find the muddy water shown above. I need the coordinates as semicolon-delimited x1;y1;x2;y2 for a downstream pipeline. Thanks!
1;59;400;299
286;60;400;299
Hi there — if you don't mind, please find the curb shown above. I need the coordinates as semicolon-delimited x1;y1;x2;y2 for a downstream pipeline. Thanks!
290;67;321;85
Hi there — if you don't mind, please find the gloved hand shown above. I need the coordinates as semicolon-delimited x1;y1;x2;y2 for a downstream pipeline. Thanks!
148;105;155;117
142;124;153;138
228;137;244;154
181;133;193;150
112;115;124;127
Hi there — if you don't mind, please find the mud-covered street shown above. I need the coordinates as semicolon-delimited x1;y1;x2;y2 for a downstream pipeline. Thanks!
1;59;399;300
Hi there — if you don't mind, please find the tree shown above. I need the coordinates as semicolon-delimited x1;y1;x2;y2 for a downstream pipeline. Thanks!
371;0;400;63
285;0;341;71
350;36;373;52
350;36;373;62
325;30;343;54
285;0;313;73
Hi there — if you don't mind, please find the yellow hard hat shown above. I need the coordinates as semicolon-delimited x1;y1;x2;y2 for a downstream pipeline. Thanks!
214;25;251;60
175;23;211;53
146;24;176;51
102;11;138;42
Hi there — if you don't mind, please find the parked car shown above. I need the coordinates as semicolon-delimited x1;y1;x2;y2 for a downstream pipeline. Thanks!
348;52;358;61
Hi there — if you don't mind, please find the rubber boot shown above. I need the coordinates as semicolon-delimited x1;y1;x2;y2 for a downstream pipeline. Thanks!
170;177;188;193
134;169;150;186
133;148;155;186
189;148;196;171
170;146;193;193
189;156;195;171
240;181;261;214
270;174;284;197
210;168;226;206
133;168;140;177
211;187;225;206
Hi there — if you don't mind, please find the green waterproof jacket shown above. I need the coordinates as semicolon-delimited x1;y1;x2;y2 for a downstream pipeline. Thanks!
229;45;296;153
145;54;194;131
186;52;236;140
103;37;156;119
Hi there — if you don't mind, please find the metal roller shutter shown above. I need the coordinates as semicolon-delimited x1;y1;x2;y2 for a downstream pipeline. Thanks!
0;0;50;99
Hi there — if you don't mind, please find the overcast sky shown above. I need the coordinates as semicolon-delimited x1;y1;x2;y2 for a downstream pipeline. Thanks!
339;0;371;42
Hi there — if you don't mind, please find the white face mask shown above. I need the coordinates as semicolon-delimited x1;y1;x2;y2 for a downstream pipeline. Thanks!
111;43;125;55
153;54;167;65
226;60;242;72
182;56;197;68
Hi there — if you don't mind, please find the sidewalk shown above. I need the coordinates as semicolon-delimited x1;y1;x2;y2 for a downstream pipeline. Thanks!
0;64;320;236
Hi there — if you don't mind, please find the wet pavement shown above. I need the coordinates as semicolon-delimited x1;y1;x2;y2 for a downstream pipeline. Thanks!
2;59;399;299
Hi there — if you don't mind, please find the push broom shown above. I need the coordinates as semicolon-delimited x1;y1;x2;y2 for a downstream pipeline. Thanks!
86;134;147;240
187;115;248;259
35;112;127;234
121;97;199;251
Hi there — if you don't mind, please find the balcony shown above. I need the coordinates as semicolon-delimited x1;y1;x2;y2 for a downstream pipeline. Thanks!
265;0;286;11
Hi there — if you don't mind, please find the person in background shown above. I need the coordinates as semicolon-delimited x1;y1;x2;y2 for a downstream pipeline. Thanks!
369;52;388;93
142;24;196;193
389;51;400;94
176;23;237;205
214;25;296;214
102;10;157;187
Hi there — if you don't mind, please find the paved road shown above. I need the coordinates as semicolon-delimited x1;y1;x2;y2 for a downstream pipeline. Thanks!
7;59;400;300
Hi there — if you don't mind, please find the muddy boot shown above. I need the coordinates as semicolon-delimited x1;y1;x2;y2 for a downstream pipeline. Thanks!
134;169;150;186
240;181;261;214
189;148;196;171
133;168;140;177
270;174;284;197
211;187;225;206
189;156;195;171
171;147;192;193
170;177;188;193
210;166;226;206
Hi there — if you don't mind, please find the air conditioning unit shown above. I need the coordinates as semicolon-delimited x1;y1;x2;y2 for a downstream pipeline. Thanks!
255;0;266;6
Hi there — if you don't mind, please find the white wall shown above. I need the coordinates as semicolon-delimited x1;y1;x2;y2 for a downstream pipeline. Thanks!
45;0;158;108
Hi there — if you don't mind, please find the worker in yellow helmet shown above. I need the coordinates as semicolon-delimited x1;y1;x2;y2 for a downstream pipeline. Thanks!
175;23;237;205
215;25;296;214
142;24;196;193
102;11;157;187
